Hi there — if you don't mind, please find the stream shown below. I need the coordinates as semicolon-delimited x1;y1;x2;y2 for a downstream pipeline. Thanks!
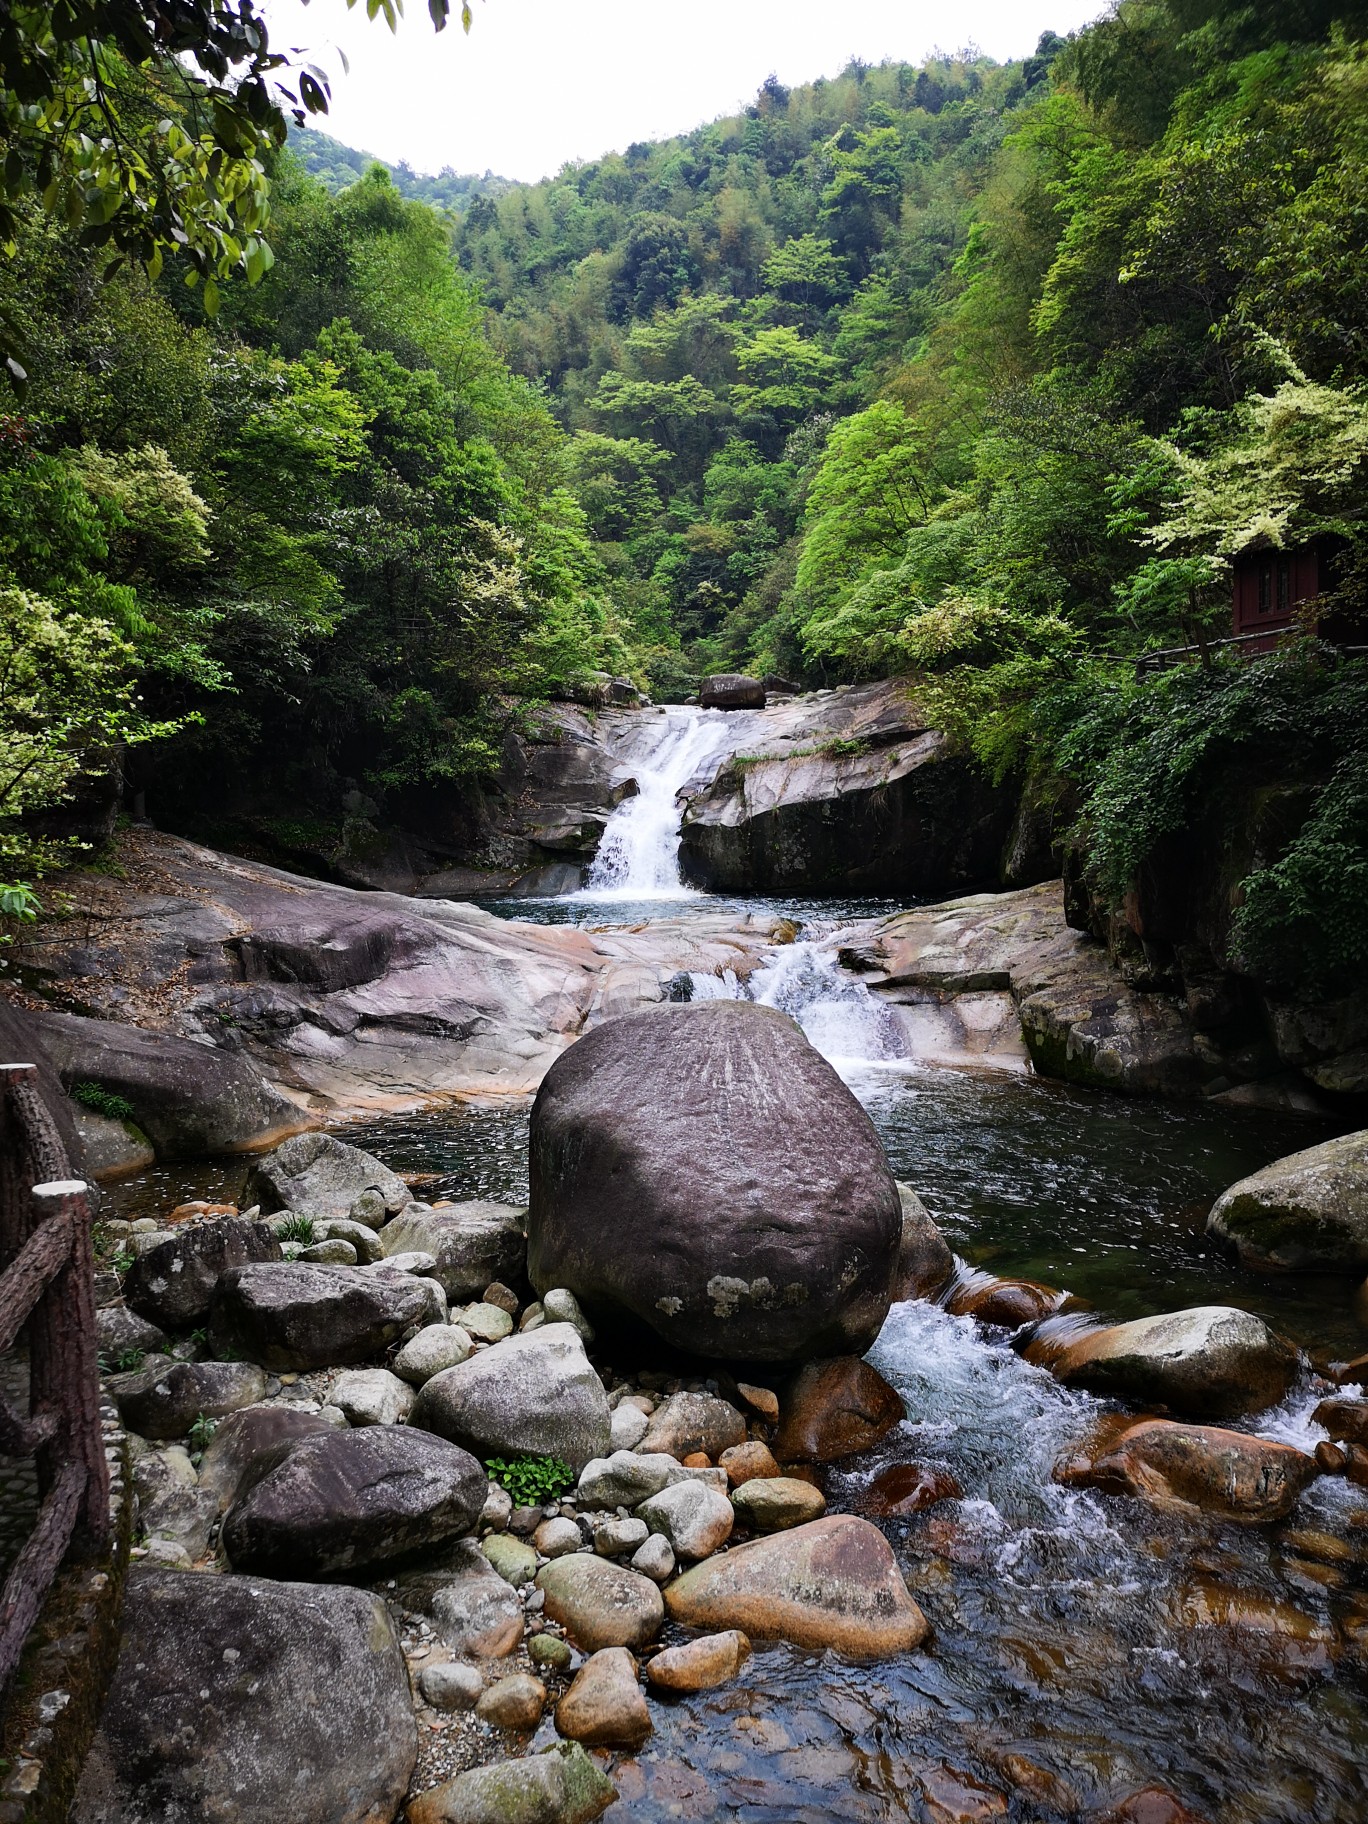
114;706;1368;1821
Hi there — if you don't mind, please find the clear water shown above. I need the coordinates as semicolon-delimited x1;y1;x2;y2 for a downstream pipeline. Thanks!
103;705;1368;1819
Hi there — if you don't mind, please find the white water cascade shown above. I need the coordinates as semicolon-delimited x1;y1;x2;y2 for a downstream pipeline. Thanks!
571;707;735;901
748;938;910;1073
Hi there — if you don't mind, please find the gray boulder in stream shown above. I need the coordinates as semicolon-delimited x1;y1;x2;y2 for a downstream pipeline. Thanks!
1206;1129;1368;1272
527;1000;902;1363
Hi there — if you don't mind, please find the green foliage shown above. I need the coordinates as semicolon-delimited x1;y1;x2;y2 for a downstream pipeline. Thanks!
100;1347;146;1375
276;1214;317;1245
71;1082;137;1122
483;1453;575;1508
187;1412;218;1456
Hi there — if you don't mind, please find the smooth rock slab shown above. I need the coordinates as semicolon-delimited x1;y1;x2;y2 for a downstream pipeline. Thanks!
527;1000;902;1362
1206;1131;1368;1272
774;1356;905;1462
211;1261;434;1371
70;1569;414;1824
245;1131;412;1224
1056;1418;1319;1524
732;1475;827;1532
112;1360;267;1441
406;1743;616;1824
413;1324;610;1473
646;1629;751;1693
536;1553;664;1651
637;1479;734;1560
1040;1306;1299;1420
223;1426;485;1577
554;1647;651;1748
664;1514;928;1656
124;1218;281;1329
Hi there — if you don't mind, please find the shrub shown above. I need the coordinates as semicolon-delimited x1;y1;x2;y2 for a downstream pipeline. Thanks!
483;1454;575;1508
71;1081;136;1122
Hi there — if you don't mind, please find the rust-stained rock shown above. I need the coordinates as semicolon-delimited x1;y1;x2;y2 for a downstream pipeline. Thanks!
946;1271;1065;1328
718;1441;781;1487
664;1514;928;1656
1055;1418;1317;1523
554;1647;652;1748
860;1462;962;1519
644;1630;752;1694
774;1357;904;1462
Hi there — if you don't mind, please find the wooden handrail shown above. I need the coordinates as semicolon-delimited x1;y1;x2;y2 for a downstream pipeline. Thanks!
0;1066;110;1696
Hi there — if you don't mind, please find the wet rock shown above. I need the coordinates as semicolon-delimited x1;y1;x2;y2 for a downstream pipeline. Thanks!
645;1629;752;1694
665;1514;928;1655
393;1323;473;1385
34;1007;313;1159
420;1659;483;1710
736;1381;780;1423
630;1533;675;1583
640;1390;747;1460
244;1130;411;1224
452;1300;515;1343
860;1462;962;1518
554;1646;652;1748
1040;1306;1298;1420
774;1357;905;1462
328;1367;416;1427
1206;1130;1368;1272
70;1569;414;1824
527;1001;902;1362
536;1553;664;1651
892;1183;955;1302
1056;1418;1318;1523
609;1403;649;1451
223;1426;486;1577
731;1475;827;1532
476;1673;546;1730
406;1742;617;1824
1099;1787;1214;1824
1175;1578;1336;1673
946;1272;1064;1328
719;1441;781;1487
397;1538;524;1658
124;1217;281;1329
1313;1395;1368;1446
637;1479;735;1560
111;1359;267;1441
412;1323;610;1472
380;1201;527;1300
211;1261;434;1371
483;1532;539;1586
194;1403;336;1512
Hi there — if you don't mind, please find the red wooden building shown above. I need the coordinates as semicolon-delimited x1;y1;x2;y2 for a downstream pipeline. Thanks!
1230;539;1324;652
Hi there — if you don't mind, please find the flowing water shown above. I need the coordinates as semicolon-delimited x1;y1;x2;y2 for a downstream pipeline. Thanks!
109;706;1368;1820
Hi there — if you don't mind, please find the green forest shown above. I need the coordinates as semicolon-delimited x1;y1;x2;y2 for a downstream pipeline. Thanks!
2;0;1366;988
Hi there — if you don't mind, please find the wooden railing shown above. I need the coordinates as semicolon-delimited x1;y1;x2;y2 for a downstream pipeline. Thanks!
0;1062;108;1697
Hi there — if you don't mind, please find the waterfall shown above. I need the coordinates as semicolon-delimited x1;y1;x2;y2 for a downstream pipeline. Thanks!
571;707;735;900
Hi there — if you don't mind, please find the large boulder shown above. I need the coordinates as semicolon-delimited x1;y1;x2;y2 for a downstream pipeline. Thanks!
664;1514;928;1655
1039;1306;1298;1420
700;674;766;710
244;1131;411;1223
1056;1418;1318;1523
211;1261;434;1370
379;1201;527;1299
70;1569;415;1824
222;1426;486;1577
30;1007;312;1158
124;1218;281;1329
111;1359;267;1441
196;1404;337;1512
412;1323;610;1472
527;1001;901;1363
1206;1131;1368;1272
774;1356;905;1462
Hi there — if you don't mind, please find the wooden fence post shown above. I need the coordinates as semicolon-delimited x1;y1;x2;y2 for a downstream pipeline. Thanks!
28;1180;110;1548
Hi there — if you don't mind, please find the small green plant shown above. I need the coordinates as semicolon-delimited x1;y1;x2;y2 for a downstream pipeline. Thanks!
71;1081;137;1122
484;1454;575;1508
277;1214;316;1244
0;882;40;922
111;1250;134;1277
99;1346;145;1375
187;1413;218;1456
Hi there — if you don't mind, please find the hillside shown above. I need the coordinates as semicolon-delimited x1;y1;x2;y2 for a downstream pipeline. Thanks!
288;121;512;209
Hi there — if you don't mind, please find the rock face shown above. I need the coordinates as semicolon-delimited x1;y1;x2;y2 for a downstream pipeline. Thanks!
413;1324;610;1472
1057;1418;1318;1523
70;1569;415;1824
1040;1307;1299;1420
527;1000;902;1363
381;1202;527;1299
664;1514;928;1655
1206;1131;1368;1272
124;1218;281;1329
29;1006;312;1157
774;1357;905;1462
211;1262;435;1370
244;1132;411;1222
679;681;1013;896
222;1427;486;1577
700;674;766;710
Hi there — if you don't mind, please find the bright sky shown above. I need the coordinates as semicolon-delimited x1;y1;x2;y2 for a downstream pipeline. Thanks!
263;0;1110;183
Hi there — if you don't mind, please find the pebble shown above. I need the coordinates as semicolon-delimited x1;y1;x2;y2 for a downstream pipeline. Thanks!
541;1287;595;1343
483;1533;539;1587
452;1302;514;1343
736;1382;780;1423
719;1441;781;1487
482;1281;520;1315
479;1482;514;1531
509;1504;543;1536
609;1403;649;1451
527;1633;572;1672
533;1517;584;1558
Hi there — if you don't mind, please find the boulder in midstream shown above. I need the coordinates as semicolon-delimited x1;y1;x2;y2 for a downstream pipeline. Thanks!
1206;1130;1368;1272
1034;1306;1298;1421
1055;1417;1318;1523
